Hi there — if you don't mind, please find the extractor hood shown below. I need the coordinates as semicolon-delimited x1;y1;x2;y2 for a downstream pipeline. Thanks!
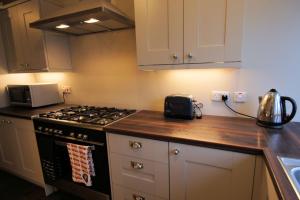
30;0;134;36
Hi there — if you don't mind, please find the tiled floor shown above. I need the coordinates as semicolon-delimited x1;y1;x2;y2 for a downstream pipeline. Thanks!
0;170;82;200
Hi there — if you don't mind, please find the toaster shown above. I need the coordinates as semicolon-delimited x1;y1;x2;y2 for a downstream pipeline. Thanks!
164;95;195;119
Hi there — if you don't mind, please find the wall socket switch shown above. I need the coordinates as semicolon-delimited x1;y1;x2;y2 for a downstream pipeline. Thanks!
62;86;72;94
211;91;230;102
233;92;247;103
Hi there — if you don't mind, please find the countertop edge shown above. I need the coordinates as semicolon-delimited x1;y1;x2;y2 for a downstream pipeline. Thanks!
104;127;264;155
0;112;33;120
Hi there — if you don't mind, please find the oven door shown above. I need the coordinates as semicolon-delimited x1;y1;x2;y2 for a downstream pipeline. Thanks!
53;137;111;200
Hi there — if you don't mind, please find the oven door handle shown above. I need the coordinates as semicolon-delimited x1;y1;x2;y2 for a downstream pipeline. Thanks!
55;141;100;150
54;134;105;147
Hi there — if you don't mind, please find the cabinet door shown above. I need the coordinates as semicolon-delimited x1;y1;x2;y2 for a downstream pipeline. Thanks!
0;117;43;185
17;0;47;71
184;0;244;64
13;118;44;185
0;117;21;171
252;156;279;200
134;0;183;65
169;143;255;200
6;6;27;72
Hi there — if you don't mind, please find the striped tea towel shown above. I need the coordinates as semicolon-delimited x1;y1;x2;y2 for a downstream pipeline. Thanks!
67;143;95;186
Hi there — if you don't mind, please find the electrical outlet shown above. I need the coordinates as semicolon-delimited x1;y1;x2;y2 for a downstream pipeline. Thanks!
233;92;247;103
211;91;230;102
62;86;72;94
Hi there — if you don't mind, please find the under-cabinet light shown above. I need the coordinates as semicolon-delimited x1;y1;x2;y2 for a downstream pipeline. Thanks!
84;18;100;24
56;24;70;29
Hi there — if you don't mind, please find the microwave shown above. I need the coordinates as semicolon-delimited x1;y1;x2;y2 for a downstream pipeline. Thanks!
7;83;62;107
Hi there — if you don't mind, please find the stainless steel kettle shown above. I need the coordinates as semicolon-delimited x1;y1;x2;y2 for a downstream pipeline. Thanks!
257;89;297;128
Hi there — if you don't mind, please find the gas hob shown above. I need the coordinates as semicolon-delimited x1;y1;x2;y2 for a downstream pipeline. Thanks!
36;105;136;128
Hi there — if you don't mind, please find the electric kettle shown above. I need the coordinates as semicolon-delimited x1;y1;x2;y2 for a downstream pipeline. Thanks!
257;89;297;129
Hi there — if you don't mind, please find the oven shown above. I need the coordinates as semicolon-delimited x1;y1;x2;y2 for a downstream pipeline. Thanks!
34;119;111;200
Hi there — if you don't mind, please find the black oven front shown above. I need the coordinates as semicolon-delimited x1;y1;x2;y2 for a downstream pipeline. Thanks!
34;120;111;200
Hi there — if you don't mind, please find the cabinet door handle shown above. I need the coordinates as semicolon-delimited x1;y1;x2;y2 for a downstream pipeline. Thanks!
187;53;193;59
5;120;12;124
129;141;142;149
133;194;145;200
131;161;144;169
0;119;5;124
173;149;180;155
172;54;178;60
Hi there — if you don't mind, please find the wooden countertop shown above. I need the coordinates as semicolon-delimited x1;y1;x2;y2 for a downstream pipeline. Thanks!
104;110;300;200
0;104;71;119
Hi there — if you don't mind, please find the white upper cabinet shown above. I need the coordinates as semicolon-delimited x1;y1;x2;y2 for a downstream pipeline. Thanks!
134;0;244;68
8;1;47;71
134;0;183;66
184;0;244;64
0;0;72;73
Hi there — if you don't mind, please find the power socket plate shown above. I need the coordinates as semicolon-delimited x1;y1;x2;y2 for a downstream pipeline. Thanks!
62;86;72;94
211;91;230;102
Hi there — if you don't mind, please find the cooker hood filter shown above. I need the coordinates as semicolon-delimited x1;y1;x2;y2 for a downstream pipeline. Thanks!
30;0;134;36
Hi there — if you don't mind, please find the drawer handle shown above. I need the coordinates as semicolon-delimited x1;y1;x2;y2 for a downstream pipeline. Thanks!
131;161;144;170
173;149;180;155
172;54;178;60
133;194;145;200
129;141;142;149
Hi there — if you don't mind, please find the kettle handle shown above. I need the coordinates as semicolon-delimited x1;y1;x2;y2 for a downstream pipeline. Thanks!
281;96;297;124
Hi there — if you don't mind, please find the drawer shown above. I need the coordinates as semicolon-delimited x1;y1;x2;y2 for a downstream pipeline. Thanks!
110;153;169;199
107;133;168;163
113;184;168;200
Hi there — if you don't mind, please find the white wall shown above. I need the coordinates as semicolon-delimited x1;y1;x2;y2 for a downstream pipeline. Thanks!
237;0;300;118
2;0;300;121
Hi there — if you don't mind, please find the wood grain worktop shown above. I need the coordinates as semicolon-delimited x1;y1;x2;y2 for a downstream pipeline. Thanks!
0;104;72;119
104;110;300;200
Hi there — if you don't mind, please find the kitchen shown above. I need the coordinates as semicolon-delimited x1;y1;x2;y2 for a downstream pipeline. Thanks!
0;0;300;200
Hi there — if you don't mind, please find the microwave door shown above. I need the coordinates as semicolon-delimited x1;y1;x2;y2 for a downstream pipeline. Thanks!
8;86;32;106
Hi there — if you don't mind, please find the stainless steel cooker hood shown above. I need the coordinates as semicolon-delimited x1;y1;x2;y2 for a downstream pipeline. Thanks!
30;0;134;36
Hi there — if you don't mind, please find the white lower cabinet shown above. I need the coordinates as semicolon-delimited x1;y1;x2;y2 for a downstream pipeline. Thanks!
0;116;44;186
110;153;169;199
113;184;168;200
169;143;255;200
252;156;279;200
108;133;256;200
0;117;20;170
108;133;169;200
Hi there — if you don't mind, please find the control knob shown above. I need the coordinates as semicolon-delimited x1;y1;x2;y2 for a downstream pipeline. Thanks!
82;135;88;140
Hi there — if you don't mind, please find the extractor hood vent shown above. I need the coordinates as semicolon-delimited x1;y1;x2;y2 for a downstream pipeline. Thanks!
30;0;134;36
